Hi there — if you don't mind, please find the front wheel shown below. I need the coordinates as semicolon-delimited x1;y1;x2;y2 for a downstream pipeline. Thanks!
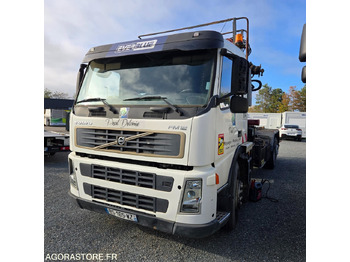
224;164;243;231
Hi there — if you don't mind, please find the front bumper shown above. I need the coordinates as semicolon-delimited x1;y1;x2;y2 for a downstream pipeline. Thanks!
69;192;221;238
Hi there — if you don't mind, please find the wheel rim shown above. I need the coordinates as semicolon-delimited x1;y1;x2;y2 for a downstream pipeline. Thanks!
233;179;243;222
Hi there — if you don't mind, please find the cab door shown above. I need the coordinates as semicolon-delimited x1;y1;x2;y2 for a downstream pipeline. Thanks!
214;54;241;186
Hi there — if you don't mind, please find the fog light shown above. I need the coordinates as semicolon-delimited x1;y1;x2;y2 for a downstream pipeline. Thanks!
70;173;78;191
181;179;202;213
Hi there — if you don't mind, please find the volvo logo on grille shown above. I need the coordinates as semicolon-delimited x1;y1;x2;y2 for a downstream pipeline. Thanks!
117;136;126;146
93;131;154;150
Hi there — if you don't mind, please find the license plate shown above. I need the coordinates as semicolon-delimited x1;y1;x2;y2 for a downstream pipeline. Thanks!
106;208;138;222
287;133;297;136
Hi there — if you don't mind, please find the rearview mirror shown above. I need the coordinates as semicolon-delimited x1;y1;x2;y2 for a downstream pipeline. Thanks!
230;96;248;113
301;66;306;83
299;24;306;63
299;24;306;83
231;57;249;95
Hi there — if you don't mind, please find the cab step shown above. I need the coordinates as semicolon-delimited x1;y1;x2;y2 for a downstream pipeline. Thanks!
216;211;230;224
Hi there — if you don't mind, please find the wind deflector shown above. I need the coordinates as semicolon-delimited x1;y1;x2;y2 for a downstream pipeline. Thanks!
82;31;224;63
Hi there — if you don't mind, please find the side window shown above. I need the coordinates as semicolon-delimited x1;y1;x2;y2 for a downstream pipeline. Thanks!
220;56;233;108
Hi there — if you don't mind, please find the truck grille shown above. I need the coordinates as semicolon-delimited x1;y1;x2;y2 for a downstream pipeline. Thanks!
80;163;174;192
76;128;184;158
93;165;156;188
83;184;168;213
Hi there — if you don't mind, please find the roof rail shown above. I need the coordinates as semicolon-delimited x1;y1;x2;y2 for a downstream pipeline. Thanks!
138;17;250;59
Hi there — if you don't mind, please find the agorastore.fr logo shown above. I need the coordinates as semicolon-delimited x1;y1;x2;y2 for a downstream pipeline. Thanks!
45;253;118;261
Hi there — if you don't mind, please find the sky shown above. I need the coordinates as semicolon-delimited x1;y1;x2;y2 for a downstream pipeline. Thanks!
44;0;306;103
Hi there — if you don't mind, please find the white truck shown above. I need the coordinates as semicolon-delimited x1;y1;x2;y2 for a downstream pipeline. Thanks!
68;17;279;238
247;113;282;129
248;112;306;139
44;129;70;156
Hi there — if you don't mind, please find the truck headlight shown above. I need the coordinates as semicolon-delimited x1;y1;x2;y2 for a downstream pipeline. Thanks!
180;179;202;213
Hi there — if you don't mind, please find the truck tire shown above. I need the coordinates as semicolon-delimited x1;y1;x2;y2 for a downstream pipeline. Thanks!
265;137;278;169
224;163;242;231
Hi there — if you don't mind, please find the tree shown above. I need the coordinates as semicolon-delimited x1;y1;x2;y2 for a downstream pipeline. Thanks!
287;85;306;112
270;88;283;112
254;84;283;113
279;92;290;112
247;84;306;113
44;88;69;99
254;84;272;112
299;85;306;112
289;86;298;111
44;88;53;98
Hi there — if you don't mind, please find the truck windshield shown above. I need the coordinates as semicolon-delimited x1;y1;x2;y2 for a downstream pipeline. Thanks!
76;50;216;107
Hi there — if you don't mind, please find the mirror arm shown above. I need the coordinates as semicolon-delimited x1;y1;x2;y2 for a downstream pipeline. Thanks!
76;64;87;95
216;92;233;106
220;48;236;59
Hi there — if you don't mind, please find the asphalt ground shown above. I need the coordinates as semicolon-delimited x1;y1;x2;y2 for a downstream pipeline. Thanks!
44;139;306;262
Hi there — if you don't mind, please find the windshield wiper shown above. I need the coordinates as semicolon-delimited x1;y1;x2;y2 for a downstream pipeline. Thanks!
123;96;184;116
76;98;118;114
